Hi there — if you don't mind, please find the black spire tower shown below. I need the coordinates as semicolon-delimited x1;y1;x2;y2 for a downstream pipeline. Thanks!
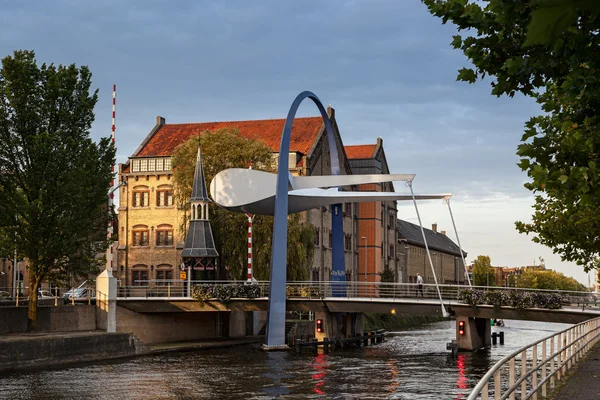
181;145;219;279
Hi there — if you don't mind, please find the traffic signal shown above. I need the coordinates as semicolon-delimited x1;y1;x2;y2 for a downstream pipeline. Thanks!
316;319;323;333
458;320;465;336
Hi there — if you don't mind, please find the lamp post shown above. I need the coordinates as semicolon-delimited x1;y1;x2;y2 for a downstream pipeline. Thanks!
361;236;367;295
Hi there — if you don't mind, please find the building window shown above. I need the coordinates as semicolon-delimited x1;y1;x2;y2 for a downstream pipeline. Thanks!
389;245;394;258
312;269;319;282
133;191;149;207
344;203;351;216
131;159;141;172
139;159;148;172
156;230;173;246
132;269;148;286
328;232;332;248
164;158;172;170
314;228;320;247
157;190;173;206
156;269;173;285
133;230;149;246
344;234;352;251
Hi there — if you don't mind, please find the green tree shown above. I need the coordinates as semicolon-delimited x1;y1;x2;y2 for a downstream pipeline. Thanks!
472;255;495;287
171;129;315;281
517;267;586;291
0;50;115;330
422;0;600;270
524;0;600;46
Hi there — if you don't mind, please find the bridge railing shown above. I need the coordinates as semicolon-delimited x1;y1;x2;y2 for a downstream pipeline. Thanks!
467;315;600;400
115;280;599;308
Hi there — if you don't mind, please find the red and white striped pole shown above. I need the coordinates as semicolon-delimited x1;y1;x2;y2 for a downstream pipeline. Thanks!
246;159;254;282
246;213;254;281
107;84;116;272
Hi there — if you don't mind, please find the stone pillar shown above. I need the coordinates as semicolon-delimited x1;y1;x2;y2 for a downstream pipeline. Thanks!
456;317;491;351
314;311;365;340
96;269;117;333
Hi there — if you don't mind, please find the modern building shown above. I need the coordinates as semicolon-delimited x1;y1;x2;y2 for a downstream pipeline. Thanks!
396;220;467;285
116;108;399;286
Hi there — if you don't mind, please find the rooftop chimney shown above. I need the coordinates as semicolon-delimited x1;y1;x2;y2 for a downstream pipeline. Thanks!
432;223;438;233
156;116;165;126
441;230;446;236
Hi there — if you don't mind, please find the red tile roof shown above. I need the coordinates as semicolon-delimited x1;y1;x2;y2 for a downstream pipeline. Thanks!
344;144;376;159
136;117;324;157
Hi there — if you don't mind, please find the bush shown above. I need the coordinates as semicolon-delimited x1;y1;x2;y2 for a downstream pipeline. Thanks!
286;285;321;297
191;283;261;304
457;289;564;311
457;289;486;306
485;290;509;309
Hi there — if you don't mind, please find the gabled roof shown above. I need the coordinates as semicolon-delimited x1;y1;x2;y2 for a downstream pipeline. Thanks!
135;117;324;157
397;219;466;257
344;144;376;159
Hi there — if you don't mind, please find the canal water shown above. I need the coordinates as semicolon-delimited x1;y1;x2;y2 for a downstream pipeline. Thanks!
0;320;570;399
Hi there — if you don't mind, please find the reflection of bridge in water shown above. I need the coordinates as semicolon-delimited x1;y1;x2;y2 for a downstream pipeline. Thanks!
115;281;600;351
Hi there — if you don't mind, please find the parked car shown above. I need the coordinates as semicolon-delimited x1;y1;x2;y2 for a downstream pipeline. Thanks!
38;290;55;299
63;287;94;303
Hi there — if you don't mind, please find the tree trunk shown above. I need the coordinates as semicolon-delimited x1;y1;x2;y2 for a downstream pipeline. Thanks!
27;276;40;331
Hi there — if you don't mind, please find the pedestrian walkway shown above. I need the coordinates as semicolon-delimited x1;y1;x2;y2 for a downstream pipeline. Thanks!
551;343;600;400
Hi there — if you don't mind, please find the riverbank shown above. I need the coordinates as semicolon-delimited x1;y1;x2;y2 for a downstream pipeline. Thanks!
364;312;449;331
0;331;265;374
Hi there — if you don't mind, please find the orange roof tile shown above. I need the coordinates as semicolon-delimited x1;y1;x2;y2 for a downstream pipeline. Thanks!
344;144;376;159
136;117;324;157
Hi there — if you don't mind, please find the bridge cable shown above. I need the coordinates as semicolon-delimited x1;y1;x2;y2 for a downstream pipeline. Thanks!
408;181;449;318
444;196;472;287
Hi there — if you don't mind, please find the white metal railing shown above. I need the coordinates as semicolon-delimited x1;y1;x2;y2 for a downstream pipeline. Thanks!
112;280;600;307
0;286;97;307
468;316;600;400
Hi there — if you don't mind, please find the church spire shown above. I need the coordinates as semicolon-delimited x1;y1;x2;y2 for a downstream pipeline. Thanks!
190;145;210;202
181;143;219;270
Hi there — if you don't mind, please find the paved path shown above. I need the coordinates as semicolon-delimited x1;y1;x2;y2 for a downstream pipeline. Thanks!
551;343;600;399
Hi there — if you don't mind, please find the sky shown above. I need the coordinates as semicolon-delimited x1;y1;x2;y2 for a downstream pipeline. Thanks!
1;0;591;285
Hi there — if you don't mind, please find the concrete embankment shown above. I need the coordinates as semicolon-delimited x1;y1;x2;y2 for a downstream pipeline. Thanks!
0;331;149;373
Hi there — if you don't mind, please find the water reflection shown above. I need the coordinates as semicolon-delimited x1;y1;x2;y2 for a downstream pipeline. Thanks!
455;354;468;399
0;320;571;399
311;354;327;395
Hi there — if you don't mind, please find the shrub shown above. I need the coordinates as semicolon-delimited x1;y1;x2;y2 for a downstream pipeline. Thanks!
191;283;261;304
457;289;486;306
457;289;564;311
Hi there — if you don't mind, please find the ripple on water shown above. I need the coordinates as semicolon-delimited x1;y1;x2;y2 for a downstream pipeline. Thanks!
0;320;570;399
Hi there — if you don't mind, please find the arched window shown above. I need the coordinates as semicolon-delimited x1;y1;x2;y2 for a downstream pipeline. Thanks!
131;264;148;286
156;264;173;285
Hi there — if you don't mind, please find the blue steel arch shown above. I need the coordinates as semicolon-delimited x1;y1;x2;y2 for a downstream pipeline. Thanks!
265;91;345;348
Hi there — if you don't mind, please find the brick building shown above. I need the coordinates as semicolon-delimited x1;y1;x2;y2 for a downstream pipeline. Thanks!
345;139;398;284
116;108;400;285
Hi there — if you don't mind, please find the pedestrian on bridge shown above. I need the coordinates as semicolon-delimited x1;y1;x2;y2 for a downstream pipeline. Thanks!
416;273;424;299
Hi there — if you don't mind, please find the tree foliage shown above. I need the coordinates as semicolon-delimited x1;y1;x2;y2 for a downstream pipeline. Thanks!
472;255;495;287
0;50;115;329
171;129;315;281
423;0;600;270
516;267;586;291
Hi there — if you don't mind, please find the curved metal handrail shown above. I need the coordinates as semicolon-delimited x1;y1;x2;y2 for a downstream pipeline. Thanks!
467;316;600;400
